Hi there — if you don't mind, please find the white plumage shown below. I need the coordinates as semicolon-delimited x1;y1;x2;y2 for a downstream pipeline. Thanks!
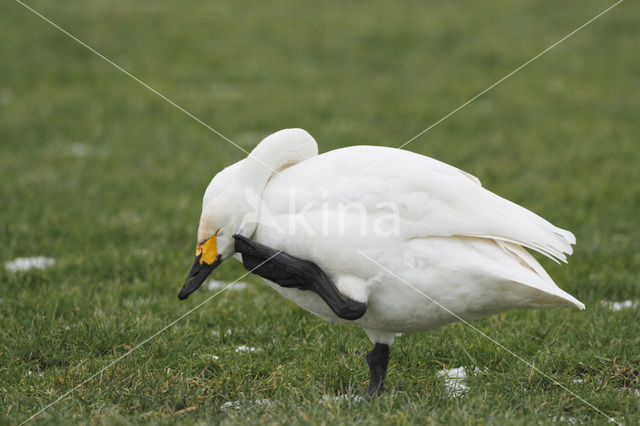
197;128;583;347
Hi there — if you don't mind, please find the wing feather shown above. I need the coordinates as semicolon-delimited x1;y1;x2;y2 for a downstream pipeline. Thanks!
271;145;575;263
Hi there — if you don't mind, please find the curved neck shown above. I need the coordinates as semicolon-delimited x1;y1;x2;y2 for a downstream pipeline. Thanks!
240;129;317;186
235;128;318;235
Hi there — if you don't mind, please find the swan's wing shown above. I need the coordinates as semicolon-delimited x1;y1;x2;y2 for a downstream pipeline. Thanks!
266;145;575;263
391;149;575;263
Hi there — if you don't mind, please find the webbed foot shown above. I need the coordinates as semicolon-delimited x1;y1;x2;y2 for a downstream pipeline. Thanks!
233;234;366;320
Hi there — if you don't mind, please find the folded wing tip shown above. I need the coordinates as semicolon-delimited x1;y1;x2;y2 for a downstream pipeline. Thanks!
556;228;577;246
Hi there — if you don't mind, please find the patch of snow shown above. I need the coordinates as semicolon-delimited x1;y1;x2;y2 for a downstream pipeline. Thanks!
552;414;616;423
551;415;579;424
220;399;271;410
193;353;219;360
213;328;244;337
437;366;468;397
320;394;363;403
436;366;486;398
207;279;248;291
220;401;240;410
235;345;260;353
66;142;107;158
602;300;639;311
70;143;89;157
5;257;55;272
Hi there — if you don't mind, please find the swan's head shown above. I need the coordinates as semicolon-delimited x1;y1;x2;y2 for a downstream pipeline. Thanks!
177;128;318;300
177;161;249;300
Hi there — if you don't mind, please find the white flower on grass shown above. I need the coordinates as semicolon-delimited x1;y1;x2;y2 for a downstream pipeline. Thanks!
5;257;54;272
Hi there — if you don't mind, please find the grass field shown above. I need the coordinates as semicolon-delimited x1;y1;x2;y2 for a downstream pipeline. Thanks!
2;0;639;424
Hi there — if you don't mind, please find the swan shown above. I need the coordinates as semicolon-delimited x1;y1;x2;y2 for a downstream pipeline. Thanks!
177;128;584;395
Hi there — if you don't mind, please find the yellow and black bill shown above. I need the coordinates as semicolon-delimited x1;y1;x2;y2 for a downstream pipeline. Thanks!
178;233;222;300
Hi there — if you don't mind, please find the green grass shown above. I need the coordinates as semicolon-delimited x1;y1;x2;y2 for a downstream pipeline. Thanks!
1;0;639;424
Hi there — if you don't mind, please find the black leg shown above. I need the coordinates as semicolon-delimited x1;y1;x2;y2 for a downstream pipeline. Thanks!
366;343;390;396
233;234;366;320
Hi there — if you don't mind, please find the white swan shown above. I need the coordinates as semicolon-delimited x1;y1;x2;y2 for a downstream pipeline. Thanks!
179;128;584;395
